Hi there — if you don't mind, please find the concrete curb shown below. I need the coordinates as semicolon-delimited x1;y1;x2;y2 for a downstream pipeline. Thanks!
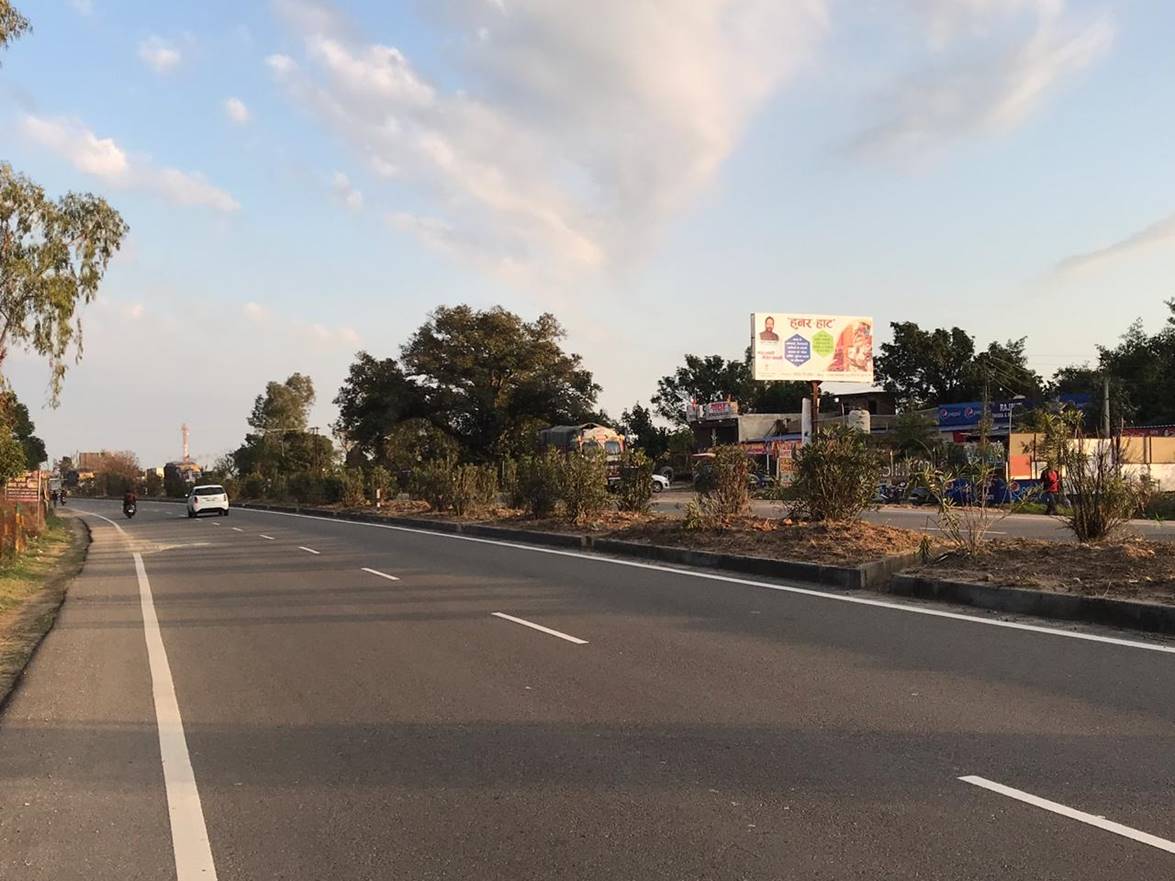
233;502;909;591
888;573;1175;636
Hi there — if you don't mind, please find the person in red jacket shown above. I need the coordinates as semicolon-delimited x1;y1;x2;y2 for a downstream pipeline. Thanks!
1040;465;1062;515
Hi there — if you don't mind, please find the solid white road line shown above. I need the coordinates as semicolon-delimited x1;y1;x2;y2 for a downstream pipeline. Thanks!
959;775;1175;854
230;508;1175;657
492;612;588;645
297;546;321;555
361;567;400;581
259;534;275;541
134;553;220;879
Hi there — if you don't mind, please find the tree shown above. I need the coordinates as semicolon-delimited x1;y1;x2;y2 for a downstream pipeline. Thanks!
651;350;808;426
248;373;316;433
888;410;941;461
652;354;749;425
1051;301;1175;430
875;323;977;407
0;2;30;54
1;391;45;468
619;403;669;458
0;9;128;399
92;451;140;496
401;305;600;461
333;352;425;465
875;323;1042;408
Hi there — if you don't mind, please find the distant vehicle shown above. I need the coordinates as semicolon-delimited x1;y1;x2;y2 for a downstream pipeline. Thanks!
651;473;670;493
537;423;625;482
124;502;136;519
187;484;230;518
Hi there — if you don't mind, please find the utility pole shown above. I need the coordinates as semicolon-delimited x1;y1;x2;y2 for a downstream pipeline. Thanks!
1102;376;1111;439
810;380;821;439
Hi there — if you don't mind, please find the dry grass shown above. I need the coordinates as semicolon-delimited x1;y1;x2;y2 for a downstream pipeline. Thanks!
912;538;1175;604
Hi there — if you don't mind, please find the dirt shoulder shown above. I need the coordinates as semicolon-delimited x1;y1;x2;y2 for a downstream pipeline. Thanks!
909;538;1175;605
0;514;89;708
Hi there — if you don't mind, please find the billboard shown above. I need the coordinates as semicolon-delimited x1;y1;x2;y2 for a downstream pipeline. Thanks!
751;313;873;383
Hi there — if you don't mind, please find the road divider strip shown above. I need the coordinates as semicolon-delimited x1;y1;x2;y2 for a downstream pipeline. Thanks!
298;546;321;555
492;612;588;645
361;567;400;582
959;775;1175;854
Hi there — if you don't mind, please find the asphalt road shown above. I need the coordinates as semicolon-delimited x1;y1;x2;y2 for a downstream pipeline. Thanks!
2;499;1173;879
652;490;1175;542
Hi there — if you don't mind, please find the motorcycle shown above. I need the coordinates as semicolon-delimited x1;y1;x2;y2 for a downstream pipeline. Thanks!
123;503;136;519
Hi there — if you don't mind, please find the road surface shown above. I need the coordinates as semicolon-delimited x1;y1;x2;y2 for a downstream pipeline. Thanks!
1;500;1173;879
653;490;1175;542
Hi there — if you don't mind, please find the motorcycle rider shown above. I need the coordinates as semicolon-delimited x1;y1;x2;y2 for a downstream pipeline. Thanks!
123;488;138;514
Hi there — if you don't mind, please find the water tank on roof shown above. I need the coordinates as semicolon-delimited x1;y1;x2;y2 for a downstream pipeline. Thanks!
847;409;871;433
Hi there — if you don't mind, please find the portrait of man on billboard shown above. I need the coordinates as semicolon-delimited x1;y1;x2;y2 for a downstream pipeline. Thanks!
759;316;780;342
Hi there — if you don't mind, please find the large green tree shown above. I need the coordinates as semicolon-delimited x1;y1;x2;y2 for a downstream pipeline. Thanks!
651;351;808;426
332;352;425;465
1052;301;1175;428
400;305;600;460
875;323;1042;408
248;372;316;433
1;9;128;399
619;402;669;458
1;391;45;468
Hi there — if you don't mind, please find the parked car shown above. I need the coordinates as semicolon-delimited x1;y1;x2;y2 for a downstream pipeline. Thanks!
187;484;230;518
651;473;670;493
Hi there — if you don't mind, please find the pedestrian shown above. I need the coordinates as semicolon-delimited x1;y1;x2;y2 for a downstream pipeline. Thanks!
1040;464;1062;515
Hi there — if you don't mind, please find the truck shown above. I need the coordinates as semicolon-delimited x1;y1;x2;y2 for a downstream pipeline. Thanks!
537;423;625;482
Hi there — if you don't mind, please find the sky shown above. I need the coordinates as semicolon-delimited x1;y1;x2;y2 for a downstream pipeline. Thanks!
2;0;1174;467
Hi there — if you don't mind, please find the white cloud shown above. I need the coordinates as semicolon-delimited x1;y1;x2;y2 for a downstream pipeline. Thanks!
330;171;363;211
225;97;251;124
1056;212;1175;276
21;114;240;213
266;53;298;76
70;0;94;16
269;0;828;281
852;2;1112;159
20;115;128;178
243;302;270;322
138;36;183;74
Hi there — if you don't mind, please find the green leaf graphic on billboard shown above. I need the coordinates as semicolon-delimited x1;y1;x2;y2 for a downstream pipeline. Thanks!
812;330;834;357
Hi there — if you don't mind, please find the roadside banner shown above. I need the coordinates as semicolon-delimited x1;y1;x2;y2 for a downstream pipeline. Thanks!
751;313;873;383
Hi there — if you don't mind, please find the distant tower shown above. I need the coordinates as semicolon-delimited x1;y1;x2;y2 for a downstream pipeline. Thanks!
181;423;191;464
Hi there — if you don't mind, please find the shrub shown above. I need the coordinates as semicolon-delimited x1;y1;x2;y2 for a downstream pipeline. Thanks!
409;457;456;512
702;445;750;517
1061;439;1146;542
517;450;563;518
288;471;326;505
499;458;521;508
453;463;498;517
791;427;881;522
337;469;366;507
561;450;610;524
367;465;395;505
240;474;266;500
617;450;654;513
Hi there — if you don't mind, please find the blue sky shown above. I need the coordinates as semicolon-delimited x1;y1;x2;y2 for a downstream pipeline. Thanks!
2;0;1173;466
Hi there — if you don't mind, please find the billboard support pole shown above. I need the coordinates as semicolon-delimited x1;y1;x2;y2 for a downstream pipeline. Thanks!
810;381;821;439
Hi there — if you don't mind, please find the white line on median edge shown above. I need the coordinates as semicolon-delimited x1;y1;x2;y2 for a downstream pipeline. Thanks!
959;775;1175;854
134;553;220;879
361;567;400;581
492;612;588;645
298;546;321;555
227;507;1175;657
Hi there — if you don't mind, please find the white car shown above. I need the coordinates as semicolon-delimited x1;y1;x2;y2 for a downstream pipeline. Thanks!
651;473;670;493
187;484;230;518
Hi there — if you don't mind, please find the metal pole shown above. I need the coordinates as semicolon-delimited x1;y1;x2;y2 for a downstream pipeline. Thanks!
1102;376;1111;439
810;381;820;439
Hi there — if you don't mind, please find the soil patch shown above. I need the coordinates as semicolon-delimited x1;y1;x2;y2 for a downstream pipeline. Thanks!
911;538;1175;605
